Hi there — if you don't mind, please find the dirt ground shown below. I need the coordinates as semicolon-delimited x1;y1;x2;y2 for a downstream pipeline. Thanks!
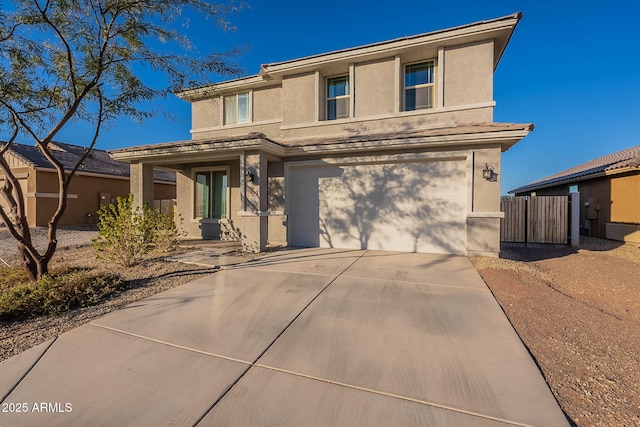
471;237;640;427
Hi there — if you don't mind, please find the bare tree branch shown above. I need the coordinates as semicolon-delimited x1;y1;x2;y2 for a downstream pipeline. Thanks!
0;0;242;280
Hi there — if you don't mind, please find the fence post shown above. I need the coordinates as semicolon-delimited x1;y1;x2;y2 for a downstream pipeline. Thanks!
571;192;580;247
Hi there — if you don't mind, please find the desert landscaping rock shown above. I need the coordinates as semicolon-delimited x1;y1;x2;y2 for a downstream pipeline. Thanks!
0;226;99;264
0;228;221;362
472;237;640;427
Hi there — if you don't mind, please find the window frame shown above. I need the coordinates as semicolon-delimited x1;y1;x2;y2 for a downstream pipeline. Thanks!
326;74;351;121
223;92;251;126
192;166;230;220
403;60;435;112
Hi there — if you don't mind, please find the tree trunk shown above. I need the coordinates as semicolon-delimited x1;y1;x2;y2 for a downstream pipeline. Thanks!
17;244;46;281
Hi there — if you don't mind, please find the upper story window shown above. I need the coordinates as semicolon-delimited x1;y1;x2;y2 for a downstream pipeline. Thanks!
224;92;250;125
404;61;434;111
326;75;350;120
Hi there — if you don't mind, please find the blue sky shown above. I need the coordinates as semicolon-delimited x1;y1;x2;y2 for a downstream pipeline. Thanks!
56;0;640;195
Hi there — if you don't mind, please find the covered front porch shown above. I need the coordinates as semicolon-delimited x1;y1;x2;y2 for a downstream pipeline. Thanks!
111;134;286;252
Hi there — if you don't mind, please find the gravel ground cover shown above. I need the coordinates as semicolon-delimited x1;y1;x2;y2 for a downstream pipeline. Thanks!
0;226;99;266
471;237;640;427
0;228;219;362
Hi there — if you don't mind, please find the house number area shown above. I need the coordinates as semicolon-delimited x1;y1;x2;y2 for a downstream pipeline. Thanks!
2;402;73;413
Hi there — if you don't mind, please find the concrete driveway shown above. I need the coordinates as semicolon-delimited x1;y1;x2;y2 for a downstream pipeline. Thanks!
0;248;569;426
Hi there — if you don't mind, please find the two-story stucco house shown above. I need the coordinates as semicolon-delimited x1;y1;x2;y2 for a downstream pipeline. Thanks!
110;13;533;256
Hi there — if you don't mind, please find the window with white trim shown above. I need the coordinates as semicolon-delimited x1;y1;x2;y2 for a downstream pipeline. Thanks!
194;169;228;219
326;75;350;120
404;61;435;111
224;92;250;125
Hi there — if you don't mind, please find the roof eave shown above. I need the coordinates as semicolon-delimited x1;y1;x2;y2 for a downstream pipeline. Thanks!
509;166;640;194
109;137;287;163
176;75;270;102
5;147;37;169
286;128;531;156
493;12;522;71
261;13;521;77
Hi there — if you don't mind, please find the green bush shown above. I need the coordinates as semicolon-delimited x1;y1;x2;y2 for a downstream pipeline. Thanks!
92;195;182;267
0;267;126;321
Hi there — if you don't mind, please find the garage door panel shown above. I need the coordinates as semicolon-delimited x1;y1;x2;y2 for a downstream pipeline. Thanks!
289;161;467;254
290;216;320;247
289;197;319;215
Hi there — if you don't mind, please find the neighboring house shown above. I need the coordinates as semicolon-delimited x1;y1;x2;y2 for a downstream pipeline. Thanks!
510;145;640;243
110;13;532;256
0;141;176;226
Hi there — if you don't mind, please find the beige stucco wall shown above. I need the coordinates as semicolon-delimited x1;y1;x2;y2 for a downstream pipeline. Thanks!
282;72;317;126
466;146;503;256
192;98;221;132
267;161;287;244
443;40;494;109
253;86;283;123
192;122;283;141
472;147;502;212
354;58;395;117
280;106;493;140
188;39;496;143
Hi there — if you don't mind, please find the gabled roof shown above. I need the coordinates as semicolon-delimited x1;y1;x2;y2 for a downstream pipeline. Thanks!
3;141;175;182
510;145;640;194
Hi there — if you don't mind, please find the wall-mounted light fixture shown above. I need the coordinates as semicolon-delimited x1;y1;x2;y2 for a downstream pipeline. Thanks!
246;169;255;184
482;163;497;182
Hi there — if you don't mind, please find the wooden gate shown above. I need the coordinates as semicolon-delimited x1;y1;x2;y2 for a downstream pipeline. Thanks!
500;196;569;244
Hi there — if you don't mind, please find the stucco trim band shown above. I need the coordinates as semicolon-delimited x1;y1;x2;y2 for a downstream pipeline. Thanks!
27;192;79;199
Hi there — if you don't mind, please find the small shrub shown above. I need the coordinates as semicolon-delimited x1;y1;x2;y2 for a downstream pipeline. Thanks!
92;195;182;266
0;267;126;321
0;266;30;291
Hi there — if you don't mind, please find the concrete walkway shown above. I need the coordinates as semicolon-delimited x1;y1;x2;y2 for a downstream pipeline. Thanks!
0;248;570;426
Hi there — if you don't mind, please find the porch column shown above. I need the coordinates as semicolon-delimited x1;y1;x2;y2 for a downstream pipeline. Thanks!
130;162;154;210
239;151;268;252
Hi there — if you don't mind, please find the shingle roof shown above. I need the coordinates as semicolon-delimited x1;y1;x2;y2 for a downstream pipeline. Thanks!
510;145;640;194
5;141;175;182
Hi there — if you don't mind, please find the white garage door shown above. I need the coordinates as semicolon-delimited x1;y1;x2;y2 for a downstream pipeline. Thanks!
288;160;467;254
